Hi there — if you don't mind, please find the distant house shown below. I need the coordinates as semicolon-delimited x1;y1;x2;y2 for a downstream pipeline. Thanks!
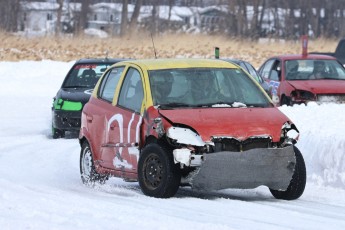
138;5;194;32
171;6;194;25
18;2;59;36
87;4;195;35
17;1;81;36
89;3;133;36
16;2;230;37
199;6;228;32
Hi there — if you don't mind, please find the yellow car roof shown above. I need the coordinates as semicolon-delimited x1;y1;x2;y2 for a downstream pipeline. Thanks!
115;58;238;70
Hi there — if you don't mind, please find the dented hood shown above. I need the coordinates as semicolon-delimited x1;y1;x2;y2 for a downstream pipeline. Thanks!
159;107;290;142
287;80;345;94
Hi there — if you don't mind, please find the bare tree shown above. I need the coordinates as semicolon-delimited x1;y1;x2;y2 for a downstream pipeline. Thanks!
249;0;259;38
76;0;91;35
56;0;64;36
151;0;160;35
168;0;173;21
120;0;129;36
128;0;143;35
338;0;345;37
226;0;238;37
323;0;337;37
284;0;295;39
307;0;322;38
0;0;20;32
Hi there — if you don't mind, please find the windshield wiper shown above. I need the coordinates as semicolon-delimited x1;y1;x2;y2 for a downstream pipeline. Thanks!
158;102;193;109
245;103;269;108
324;77;345;80
63;85;81;88
64;85;91;88
195;101;234;108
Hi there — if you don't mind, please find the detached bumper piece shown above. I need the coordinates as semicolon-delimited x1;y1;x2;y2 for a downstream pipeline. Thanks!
190;145;296;191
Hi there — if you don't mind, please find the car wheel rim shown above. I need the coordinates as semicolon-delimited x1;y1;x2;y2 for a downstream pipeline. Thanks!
144;153;163;189
81;147;92;179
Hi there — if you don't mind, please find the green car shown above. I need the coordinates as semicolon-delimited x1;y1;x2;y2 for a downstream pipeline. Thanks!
52;58;126;138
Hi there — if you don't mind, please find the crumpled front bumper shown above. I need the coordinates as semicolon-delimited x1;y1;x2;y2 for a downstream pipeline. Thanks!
189;145;296;191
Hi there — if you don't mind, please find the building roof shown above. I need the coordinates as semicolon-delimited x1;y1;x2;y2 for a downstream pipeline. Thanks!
20;2;81;11
21;2;59;11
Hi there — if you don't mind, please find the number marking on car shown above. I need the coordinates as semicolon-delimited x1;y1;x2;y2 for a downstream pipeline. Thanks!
269;81;280;96
107;112;143;168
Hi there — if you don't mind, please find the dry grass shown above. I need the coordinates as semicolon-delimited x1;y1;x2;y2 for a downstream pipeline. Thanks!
0;32;339;68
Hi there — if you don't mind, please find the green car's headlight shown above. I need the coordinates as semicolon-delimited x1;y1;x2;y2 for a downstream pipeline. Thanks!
54;98;82;111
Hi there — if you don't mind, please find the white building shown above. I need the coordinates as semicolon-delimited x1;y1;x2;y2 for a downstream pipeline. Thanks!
16;1;222;37
88;3;126;36
18;1;81;36
18;2;59;36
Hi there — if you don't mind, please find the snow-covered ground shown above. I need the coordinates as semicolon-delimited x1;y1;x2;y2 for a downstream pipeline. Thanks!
1;61;345;229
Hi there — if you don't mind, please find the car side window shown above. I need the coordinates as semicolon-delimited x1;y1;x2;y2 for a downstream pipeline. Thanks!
269;70;279;81
259;60;274;79
118;68;144;113
244;62;261;82
98;67;124;103
268;61;281;81
238;62;247;71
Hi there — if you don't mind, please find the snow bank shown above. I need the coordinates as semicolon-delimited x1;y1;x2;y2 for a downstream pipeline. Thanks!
280;103;345;189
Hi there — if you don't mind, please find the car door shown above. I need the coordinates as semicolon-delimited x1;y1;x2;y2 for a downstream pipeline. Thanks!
259;59;281;97
83;66;125;162
100;67;144;174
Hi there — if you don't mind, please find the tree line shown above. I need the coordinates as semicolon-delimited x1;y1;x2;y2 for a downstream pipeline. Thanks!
1;0;345;39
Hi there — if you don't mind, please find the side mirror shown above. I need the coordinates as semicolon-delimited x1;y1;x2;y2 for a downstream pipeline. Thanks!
271;95;280;106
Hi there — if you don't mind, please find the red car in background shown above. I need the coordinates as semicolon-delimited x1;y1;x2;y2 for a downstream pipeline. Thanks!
258;54;345;105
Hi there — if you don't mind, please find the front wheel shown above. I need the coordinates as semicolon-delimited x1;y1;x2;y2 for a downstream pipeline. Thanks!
80;141;108;186
270;146;306;200
138;143;181;198
52;125;65;139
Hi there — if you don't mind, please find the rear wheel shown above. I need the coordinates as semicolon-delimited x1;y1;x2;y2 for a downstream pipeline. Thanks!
52;125;65;139
270;146;306;200
138;143;181;198
80;141;108;185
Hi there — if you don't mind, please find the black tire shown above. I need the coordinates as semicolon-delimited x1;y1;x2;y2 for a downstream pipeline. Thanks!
80;141;108;186
270;146;306;200
52;125;65;139
138;143;181;198
280;95;292;106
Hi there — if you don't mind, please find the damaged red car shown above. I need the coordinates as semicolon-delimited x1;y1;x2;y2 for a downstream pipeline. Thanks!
79;59;306;199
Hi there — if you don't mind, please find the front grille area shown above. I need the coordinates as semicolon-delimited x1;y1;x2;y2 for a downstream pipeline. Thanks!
212;137;272;152
317;94;345;103
62;117;81;127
